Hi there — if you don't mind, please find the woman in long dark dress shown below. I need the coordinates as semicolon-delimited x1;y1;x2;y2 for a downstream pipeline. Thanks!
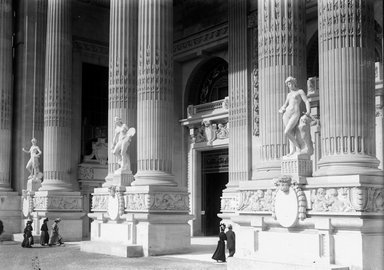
40;218;49;246
21;220;34;248
212;224;227;262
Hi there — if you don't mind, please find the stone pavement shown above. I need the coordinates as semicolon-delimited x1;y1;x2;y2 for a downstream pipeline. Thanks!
0;237;227;270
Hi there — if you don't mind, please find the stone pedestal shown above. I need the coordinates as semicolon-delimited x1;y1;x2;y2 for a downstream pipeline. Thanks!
112;170;134;186
0;192;21;240
82;185;192;257
281;156;312;184
228;174;384;270
31;191;85;241
26;177;42;191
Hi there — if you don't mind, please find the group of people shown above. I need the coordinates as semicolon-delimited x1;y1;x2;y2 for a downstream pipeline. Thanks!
212;223;236;263
22;218;63;248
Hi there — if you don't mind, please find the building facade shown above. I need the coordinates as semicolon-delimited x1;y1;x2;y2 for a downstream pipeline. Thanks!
0;0;383;269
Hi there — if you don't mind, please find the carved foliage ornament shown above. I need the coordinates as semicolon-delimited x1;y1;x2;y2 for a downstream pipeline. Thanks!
92;194;108;211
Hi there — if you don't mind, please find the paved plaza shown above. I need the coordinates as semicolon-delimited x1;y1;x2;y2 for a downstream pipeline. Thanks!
0;237;227;270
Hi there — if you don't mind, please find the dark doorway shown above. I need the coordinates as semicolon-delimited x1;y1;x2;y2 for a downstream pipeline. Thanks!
201;149;228;236
202;172;228;236
81;63;108;158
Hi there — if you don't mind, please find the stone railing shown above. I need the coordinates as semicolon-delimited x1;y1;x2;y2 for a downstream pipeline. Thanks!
187;97;229;118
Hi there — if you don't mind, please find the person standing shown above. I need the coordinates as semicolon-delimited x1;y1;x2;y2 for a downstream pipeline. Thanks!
40;218;50;246
212;224;227;263
49;218;63;246
22;220;34;248
226;224;236;257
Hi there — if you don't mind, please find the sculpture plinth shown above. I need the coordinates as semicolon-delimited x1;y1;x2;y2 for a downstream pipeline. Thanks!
281;155;312;184
112;170;134;187
26;176;42;191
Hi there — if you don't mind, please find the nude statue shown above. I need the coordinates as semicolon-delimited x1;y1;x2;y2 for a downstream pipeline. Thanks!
279;76;312;158
112;123;136;172
111;117;124;152
22;138;42;179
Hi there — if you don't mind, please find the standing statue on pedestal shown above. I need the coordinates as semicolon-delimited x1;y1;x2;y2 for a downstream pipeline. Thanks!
279;76;313;158
112;121;136;173
22;138;42;179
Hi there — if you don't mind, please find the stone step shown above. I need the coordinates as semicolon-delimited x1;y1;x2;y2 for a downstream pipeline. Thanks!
227;257;349;270
81;240;143;258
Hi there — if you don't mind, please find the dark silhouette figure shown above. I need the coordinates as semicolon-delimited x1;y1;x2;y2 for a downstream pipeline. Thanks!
21;220;34;248
40;218;50;246
212;224;227;263
226;224;236;257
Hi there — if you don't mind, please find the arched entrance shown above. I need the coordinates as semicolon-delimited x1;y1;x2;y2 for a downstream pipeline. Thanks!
181;57;229;236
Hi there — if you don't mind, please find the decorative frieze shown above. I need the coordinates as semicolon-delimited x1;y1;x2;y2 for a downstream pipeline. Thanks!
221;197;238;212
192;121;229;144
173;23;228;55
238;189;275;212
310;187;384;213
92;194;108;211
73;39;109;56
124;192;189;212
33;196;83;211
78;166;94;180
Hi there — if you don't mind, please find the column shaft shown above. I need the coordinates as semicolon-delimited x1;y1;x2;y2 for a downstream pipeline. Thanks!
315;0;380;176
106;0;138;181
228;0;251;187
41;0;72;191
255;0;306;180
134;0;175;186
0;0;13;191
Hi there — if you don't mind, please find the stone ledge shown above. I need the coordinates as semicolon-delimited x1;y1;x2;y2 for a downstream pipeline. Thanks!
227;257;349;270
81;240;143;257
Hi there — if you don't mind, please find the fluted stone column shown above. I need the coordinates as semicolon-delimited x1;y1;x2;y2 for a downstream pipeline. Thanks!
104;0;138;186
315;0;381;176
0;0;13;191
133;0;176;186
40;0;73;191
254;0;306;180
227;0;251;189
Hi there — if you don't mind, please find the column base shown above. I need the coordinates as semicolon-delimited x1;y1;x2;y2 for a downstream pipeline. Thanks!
314;154;383;177
281;155;312;184
38;180;73;191
0;191;21;240
133;171;177;186
252;160;282;180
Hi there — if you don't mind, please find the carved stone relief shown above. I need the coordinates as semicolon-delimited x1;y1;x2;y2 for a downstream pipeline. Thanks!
33;196;82;211
310;187;384;213
92;194;108;211
192;120;229;144
125;192;189;212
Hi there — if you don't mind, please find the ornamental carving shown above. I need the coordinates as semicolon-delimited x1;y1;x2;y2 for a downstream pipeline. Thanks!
252;68;259;136
318;0;374;49
78;166;94;180
33;196;82;211
83;138;108;165
310;187;384;213
92;194;108;211
221;197;238;211
125;193;149;211
125;193;189;211
238;189;275;212
193;121;229;144
148;193;189;211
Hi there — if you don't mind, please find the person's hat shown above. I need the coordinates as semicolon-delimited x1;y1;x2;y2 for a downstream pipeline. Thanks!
228;224;233;229
54;218;61;222
26;219;32;223
43;218;49;222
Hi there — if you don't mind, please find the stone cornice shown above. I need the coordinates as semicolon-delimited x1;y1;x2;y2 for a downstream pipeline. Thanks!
173;23;228;55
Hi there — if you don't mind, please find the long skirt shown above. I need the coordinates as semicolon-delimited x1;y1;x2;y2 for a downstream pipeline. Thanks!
49;232;62;245
212;240;226;262
21;235;34;247
40;231;50;245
